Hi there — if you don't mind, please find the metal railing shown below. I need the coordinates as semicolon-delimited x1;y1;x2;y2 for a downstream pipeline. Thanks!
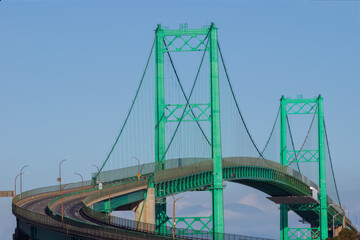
15;156;350;239
82;202;274;240
12;180;172;239
13;180;92;203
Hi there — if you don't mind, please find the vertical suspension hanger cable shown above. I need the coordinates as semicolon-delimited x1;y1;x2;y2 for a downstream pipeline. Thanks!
96;37;156;178
217;40;264;159
261;106;280;157
163;39;211;147
286;104;318;175
155;33;211;171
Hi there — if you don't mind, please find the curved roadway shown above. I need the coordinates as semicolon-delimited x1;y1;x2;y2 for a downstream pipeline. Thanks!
14;157;358;239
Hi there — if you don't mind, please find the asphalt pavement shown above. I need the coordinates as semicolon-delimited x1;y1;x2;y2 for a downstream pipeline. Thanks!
20;194;61;215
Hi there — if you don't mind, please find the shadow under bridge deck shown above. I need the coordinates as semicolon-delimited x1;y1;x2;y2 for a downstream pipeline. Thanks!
87;157;355;231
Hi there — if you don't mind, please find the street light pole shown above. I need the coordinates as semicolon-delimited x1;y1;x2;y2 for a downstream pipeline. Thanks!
158;190;183;239
14;173;22;204
74;173;84;202
20;164;30;200
91;164;101;184
58;158;69;191
329;204;346;237
170;193;183;240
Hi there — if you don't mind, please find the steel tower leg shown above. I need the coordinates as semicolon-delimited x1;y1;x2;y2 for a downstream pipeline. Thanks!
280;96;289;240
318;96;328;239
280;205;289;240
210;23;225;238
155;24;167;234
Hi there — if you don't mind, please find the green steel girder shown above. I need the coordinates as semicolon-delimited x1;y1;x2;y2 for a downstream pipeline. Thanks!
152;163;315;235
155;171;213;198
289;203;320;212
155;166;311;200
163;35;208;52
156;202;168;234
287;150;319;163
288;228;320;240
93;190;145;213
223;166;311;197
162;28;209;37
286;102;317;115
84;157;351;235
166;216;213;235
164;103;211;122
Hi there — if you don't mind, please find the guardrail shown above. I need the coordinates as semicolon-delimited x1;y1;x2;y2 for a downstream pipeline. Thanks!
83;169;275;240
15;157;353;239
12;179;173;239
82;201;274;240
13;180;92;205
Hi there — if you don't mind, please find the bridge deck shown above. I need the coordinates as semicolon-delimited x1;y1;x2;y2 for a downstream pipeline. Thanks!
13;157;357;239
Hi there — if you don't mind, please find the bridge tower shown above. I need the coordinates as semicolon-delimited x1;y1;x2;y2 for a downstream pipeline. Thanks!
153;23;224;237
280;96;328;240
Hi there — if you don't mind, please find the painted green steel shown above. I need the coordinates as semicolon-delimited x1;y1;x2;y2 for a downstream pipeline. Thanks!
164;103;211;122
288;228;320;240
163;35;208;52
286;102;318;115
162;28;210;37
166;216;213;235
279;96;328;240
155;24;166;169
280;96;288;240
155;24;167;232
317;96;328;239
280;205;289;240
153;23;224;238
209;23;225;236
15;157;357;239
283;98;319;104
280;96;288;166
287;150;319;163
92;190;145;212
155;163;311;205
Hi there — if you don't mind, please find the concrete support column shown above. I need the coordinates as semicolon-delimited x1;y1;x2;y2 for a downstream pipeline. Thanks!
134;188;155;232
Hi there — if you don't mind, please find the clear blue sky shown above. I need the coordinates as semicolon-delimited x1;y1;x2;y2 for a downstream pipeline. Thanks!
0;0;359;239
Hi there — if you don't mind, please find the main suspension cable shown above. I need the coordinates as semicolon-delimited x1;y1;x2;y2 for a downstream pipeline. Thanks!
261;106;280;156
324;118;342;206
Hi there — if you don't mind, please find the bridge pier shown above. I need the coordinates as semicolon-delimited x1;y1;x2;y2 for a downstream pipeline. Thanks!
134;187;156;232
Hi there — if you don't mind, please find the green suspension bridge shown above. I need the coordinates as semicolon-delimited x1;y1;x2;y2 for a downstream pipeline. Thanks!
12;23;357;240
